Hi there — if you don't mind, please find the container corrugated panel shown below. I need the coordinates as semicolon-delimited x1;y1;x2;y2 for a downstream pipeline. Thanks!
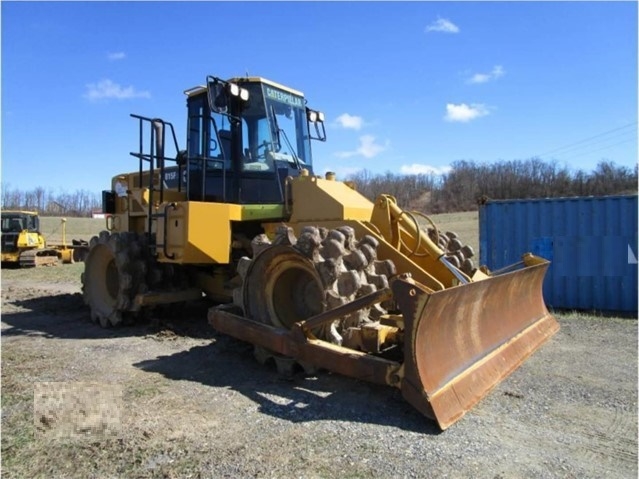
479;195;638;313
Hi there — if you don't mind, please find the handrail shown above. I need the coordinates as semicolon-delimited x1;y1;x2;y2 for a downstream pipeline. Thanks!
129;114;182;237
161;203;177;260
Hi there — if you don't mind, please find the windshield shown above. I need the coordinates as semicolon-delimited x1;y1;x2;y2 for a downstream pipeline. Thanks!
240;82;311;172
1;214;37;233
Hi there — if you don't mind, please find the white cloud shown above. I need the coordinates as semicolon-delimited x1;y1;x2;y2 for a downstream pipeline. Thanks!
107;52;126;61
336;135;387;159
492;65;505;78
84;79;151;101
400;164;452;175
444;103;490;123
467;65;505;84
425;18;460;34
334;113;364;130
468;73;490;84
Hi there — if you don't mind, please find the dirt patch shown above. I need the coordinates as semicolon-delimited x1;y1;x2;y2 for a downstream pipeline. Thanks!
1;276;637;478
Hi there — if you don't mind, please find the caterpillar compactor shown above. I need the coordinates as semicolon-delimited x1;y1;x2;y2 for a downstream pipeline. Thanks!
82;75;559;429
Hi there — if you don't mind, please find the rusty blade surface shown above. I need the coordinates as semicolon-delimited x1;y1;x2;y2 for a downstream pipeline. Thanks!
393;260;559;430
208;308;402;387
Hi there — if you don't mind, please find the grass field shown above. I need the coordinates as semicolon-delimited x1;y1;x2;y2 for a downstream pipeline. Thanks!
421;210;479;253
38;211;479;252
26;211;480;283
39;217;106;244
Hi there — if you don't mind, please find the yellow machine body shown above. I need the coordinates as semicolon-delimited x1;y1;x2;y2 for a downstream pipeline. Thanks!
210;175;559;429
84;74;559;430
157;202;287;264
99;172;559;430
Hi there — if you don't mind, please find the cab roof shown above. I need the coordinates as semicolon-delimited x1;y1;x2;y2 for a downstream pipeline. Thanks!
1;210;38;216
184;76;304;98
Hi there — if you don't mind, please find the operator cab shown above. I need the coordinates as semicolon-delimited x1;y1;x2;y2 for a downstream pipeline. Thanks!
184;76;326;204
1;211;39;254
1;212;39;234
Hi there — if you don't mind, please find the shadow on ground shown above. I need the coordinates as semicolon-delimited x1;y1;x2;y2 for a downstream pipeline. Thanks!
2;290;440;433
133;336;441;435
1;292;216;340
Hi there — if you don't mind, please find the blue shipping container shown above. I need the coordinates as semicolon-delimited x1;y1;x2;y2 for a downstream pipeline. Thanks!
479;195;638;313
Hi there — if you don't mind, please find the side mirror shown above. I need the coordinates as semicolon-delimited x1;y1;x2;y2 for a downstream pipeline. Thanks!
306;108;327;142
205;76;249;120
207;79;228;114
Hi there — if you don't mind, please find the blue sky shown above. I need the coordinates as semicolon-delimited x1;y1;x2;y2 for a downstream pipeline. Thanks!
2;1;637;195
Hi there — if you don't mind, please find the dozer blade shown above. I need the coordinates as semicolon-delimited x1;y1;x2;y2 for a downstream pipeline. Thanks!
392;258;559;430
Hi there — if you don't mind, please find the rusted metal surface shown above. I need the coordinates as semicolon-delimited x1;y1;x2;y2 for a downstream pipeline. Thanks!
210;202;560;431
210;254;558;430
133;288;203;309
208;308;402;387
392;258;559;430
300;288;393;332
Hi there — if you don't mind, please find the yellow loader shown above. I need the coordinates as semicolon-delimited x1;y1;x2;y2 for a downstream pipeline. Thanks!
82;75;559;429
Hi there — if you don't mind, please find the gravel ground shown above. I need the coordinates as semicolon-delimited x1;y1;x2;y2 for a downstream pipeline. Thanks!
1;277;637;478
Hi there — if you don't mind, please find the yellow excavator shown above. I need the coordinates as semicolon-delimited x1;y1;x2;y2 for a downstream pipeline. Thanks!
81;75;559;429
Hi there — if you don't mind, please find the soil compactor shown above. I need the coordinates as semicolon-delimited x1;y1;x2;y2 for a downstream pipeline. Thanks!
82;75;559;430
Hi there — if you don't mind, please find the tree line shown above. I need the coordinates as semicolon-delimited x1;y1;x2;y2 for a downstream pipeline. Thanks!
1;185;101;217
347;159;638;213
1;159;636;216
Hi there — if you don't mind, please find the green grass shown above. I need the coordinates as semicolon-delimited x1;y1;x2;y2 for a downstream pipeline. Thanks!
427;211;479;254
5;212;481;285
39;217;105;244
36;212;480;253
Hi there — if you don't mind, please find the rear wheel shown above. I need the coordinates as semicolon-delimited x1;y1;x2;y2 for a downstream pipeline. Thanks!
81;231;148;327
